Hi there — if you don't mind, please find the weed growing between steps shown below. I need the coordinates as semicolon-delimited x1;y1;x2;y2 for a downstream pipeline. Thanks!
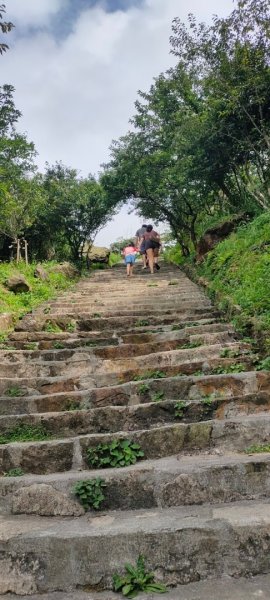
3;467;24;477
0;424;52;444
6;385;25;397
135;319;150;327
73;478;106;510
134;371;166;381
138;383;150;395
152;391;165;402
245;444;270;454
87;439;144;468
177;340;203;349
174;401;188;419
53;342;66;349
113;555;167;598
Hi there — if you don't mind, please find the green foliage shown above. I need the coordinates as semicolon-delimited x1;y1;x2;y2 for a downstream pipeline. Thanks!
255;356;270;371
66;322;76;332
138;383;150;395
0;423;51;444
210;363;246;375
113;555;167;598
0;262;76;335
178;340;202;349
87;439;144;469
44;321;62;333
64;401;82;411
24;342;38;350
73;478;106;510
109;252;122;267
134;371;166;381
168;280;179;286
4;467;24;477
197;213;270;350
245;444;270;454
174;401;187;419
152;391;165;402
135;319;150;327
53;342;65;349
6;386;24;397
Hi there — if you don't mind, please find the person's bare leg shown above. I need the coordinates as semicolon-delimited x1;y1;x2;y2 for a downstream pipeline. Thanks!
130;264;134;276
146;248;154;274
126;263;131;276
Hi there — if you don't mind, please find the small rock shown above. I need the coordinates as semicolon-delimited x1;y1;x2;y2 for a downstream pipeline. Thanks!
0;312;13;331
34;265;48;281
5;275;31;294
50;262;79;278
12;483;84;516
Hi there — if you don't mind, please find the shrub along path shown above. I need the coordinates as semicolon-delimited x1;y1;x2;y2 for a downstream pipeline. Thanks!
1;262;270;598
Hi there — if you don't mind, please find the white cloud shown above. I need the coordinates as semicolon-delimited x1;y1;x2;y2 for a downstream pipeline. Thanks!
7;0;65;27
1;0;234;244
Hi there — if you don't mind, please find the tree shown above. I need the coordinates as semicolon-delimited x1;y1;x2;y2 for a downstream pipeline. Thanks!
0;4;14;55
29;163;118;263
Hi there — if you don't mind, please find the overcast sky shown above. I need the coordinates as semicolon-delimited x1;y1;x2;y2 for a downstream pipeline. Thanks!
3;0;234;246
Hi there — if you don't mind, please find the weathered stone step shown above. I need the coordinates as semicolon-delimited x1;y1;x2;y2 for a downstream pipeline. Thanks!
1;414;270;475
15;308;220;332
1;453;270;517
0;332;241;362
6;574;269;599
1;391;269;439
1;501;270;594
7;321;232;349
0;353;255;390
1;371;267;413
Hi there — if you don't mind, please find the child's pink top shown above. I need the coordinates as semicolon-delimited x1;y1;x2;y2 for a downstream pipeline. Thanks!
123;246;137;256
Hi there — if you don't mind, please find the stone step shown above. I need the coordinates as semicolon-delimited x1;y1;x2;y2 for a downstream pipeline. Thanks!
1;391;269;437
15;309;220;332
1;453;270;516
6;574;270;599
7;321;233;349
1;501;270;594
1;414;270;475
0;334;242;362
0;371;267;414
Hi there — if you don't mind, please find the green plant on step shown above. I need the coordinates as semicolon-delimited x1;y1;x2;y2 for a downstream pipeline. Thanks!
113;554;167;598
44;321;62;333
0;423;52;445
73;478;106;510
171;324;182;331
6;386;24;397
138;383;150;395
152;391;165;402
210;363;245;374
185;322;199;328
92;313;101;318
174;401;187;419
64;401;82;411
87;439;144;469
201;394;214;407
134;371;166;381
0;344;16;350
168;280;178;286
148;283;158;287
255;356;270;371
84;340;98;347
220;348;241;359
53;342;65;349
245;444;270;454
177;340;203;349
43;307;51;314
24;342;38;350
4;467;24;477
66;322;76;332
135;319;150;327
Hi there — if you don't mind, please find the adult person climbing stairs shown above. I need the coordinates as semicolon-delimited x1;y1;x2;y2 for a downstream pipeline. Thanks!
143;224;161;274
135;223;147;270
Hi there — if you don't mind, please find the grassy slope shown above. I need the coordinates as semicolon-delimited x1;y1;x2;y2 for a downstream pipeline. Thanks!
0;261;78;339
166;212;270;352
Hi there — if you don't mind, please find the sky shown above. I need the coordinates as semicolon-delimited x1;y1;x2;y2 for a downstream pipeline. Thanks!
2;0;234;246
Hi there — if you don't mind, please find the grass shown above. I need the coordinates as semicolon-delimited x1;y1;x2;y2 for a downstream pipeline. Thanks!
0;423;52;444
245;444;270;454
0;261;78;338
134;370;166;381
196;212;270;352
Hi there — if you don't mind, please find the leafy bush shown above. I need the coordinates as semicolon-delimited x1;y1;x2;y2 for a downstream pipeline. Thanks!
174;401;187;419
4;467;24;477
73;478;106;510
87;439;144;469
113;555;167;598
0;423;51;444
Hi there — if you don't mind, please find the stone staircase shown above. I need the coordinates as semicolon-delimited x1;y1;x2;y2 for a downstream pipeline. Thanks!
0;262;270;599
